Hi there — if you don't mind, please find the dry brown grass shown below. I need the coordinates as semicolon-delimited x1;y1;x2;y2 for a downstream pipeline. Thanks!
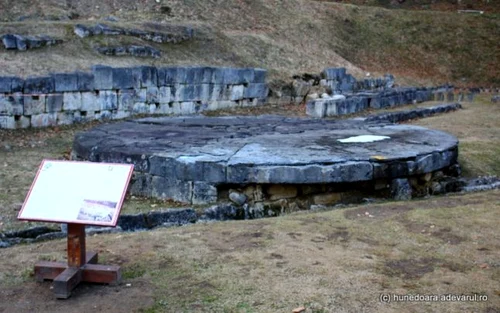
0;0;498;85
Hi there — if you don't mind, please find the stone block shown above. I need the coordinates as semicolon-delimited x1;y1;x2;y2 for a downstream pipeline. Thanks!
23;95;46;115
201;67;214;83
223;68;248;85
113;67;140;89
210;84;223;101
149;104;157;114
11;77;24;92
322;68;346;80
157;103;173;115
137;66;158;87
229;85;245;101
135;88;147;103
151;176;193;203
2;34;17;49
180;101;196;114
77;72;95;91
254;68;267;83
132;102;148;114
0;116;15;129
305;100;326;118
185;67;204;84
391;178;412;200
146;86;159;103
53;73;78;92
14;34;27;50
57;112;74;125
118;89;135;111
15;116;31;128
158;86;172;104
63;92;82;111
192;182;217;205
92;65;113;90
98;90;118;110
200;84;212;101
0;93;23;115
211;68;225;84
161;67;177;85
81;92;99;112
0;77;12;93
96;110;112;120
24;76;54;94
31;113;57;128
112;110;132;120
46;94;64;113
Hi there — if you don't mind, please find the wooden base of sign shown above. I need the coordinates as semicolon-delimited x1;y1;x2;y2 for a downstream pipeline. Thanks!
34;223;121;299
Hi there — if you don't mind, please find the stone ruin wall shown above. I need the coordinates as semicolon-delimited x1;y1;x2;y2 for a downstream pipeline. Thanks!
0;66;268;129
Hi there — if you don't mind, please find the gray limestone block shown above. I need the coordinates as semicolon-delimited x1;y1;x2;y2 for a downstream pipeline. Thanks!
391;178;412;200
157;67;167;86
53;72;78;92
15;116;31;128
77;72;95;91
24;95;46;115
192;182;218;205
112;110;131;120
0;116;15;129
200;84;212;102
185;67;205;84
99;90;118;110
56;112;74;125
146;86;159;103
243;83;268;99
46;94;64;113
0;93;23;115
210;84;223;101
2;34;17;49
372;161;411;179
92;65;113;90
135;88;147;103
322;68;346;80
14;35;27;50
151;176;193;203
31;113;57;128
117;213;148;231
129;173;153;197
212;68;225;84
74;24;93;38
223;68;252;85
63;92;82;111
158;86;172;104
180;102;196;114
305;100;326;118
113;67;140;90
137;66;158;87
132;102;148;114
201;67;214;84
24;76;55;94
96;110;112;120
11;77;24;92
81;92;99;112
118;89;136;110
0;77;12;93
149;156;176;177
164;67;178;85
254;68;267;83
229;85;245;101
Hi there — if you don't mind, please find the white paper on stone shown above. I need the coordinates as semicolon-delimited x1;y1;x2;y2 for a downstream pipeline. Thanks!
338;135;390;143
18;160;134;226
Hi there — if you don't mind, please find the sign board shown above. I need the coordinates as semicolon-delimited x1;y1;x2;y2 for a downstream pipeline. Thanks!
18;160;134;227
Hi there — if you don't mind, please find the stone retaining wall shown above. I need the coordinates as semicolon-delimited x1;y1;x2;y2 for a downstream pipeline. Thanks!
306;86;458;118
0;66;268;129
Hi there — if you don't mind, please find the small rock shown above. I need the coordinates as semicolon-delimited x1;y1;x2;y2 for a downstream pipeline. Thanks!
229;191;247;206
292;307;306;313
391;178;412;200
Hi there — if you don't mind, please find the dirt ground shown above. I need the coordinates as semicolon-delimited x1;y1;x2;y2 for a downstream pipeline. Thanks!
1;190;499;313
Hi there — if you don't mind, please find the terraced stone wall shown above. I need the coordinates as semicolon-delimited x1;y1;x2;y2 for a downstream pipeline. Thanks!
0;66;269;129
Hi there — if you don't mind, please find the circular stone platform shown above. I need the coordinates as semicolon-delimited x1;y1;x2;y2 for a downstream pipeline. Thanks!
73;116;458;205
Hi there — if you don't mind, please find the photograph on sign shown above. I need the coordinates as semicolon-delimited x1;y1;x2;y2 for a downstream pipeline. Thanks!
18;160;134;226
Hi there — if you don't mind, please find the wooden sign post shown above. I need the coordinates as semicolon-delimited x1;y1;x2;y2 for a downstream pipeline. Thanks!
18;160;134;299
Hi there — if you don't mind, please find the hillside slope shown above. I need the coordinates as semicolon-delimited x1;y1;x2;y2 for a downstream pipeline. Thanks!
0;0;498;86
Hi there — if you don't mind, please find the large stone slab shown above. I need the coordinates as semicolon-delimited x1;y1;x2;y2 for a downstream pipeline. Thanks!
73;116;459;202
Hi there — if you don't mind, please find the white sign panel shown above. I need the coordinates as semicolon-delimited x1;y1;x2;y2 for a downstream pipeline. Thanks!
18;160;134;227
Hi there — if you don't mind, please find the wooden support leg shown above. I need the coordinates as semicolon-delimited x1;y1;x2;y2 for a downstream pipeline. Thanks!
33;223;120;299
53;267;82;299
